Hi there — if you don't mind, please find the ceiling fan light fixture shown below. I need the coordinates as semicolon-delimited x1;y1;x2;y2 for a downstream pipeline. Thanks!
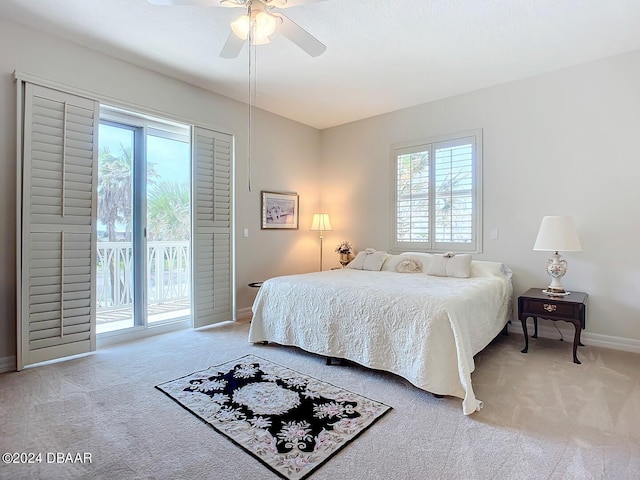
252;31;271;45
255;11;277;37
230;14;251;40
230;9;278;44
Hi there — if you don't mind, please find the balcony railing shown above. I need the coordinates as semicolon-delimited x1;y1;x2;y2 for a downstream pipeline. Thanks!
97;241;191;316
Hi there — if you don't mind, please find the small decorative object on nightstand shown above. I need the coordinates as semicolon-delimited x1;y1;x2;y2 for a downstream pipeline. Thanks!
335;240;354;267
518;288;588;364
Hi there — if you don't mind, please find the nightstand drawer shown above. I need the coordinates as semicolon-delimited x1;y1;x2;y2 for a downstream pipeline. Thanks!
521;298;577;318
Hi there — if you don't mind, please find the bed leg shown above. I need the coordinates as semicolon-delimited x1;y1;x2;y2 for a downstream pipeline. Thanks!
432;393;445;398
325;357;343;366
502;320;511;336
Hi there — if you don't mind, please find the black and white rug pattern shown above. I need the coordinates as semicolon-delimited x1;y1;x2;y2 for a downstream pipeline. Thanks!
156;355;391;480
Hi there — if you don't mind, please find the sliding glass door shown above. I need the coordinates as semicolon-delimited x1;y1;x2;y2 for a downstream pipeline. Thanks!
96;122;135;333
146;130;191;324
96;110;191;335
17;77;234;369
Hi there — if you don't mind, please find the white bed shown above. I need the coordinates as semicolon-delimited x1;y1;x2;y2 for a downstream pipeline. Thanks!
248;255;512;415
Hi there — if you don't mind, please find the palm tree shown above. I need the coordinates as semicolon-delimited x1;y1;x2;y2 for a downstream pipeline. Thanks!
97;144;133;307
97;144;133;242
147;181;190;241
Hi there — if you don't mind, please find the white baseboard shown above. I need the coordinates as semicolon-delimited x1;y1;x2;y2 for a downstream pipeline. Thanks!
237;307;253;322
512;321;640;354
0;355;16;373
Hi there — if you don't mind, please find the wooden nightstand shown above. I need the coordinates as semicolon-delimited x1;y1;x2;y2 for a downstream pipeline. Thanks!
518;288;588;364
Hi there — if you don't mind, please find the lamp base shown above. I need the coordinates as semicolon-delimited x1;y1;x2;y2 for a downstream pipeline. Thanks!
544;252;569;297
542;289;570;297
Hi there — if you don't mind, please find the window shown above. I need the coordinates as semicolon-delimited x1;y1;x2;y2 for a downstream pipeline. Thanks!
393;129;482;253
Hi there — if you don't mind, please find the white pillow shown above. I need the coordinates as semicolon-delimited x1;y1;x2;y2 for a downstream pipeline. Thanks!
396;259;422;273
427;253;472;278
471;260;512;279
381;254;425;273
347;249;389;271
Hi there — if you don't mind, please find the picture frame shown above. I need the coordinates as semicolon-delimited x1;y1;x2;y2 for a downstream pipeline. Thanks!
261;191;299;230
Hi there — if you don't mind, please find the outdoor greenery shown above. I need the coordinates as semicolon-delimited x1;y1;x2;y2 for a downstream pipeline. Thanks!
98;144;134;242
98;144;189;242
147;181;190;241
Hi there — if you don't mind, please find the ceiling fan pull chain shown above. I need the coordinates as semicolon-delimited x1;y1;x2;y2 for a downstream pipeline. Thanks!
247;3;254;192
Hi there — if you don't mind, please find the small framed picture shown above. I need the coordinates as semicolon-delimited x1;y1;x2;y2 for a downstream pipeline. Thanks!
261;191;299;230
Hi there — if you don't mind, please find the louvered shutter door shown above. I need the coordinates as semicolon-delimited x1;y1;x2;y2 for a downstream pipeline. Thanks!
192;126;233;328
18;84;98;369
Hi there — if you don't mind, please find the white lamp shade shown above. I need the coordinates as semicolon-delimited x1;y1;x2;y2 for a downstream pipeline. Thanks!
533;216;582;252
231;15;250;40
255;11;277;37
310;213;332;231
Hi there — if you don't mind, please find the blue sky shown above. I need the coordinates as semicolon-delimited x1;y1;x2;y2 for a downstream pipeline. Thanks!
99;124;190;183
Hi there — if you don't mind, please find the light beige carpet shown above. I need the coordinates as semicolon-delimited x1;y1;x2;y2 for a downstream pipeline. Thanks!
0;320;639;479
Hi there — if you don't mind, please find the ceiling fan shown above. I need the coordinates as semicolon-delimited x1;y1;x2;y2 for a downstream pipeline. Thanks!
148;0;327;59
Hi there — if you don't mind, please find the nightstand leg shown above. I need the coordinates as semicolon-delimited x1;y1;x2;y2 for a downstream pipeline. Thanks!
572;322;582;365
520;317;529;354
532;317;538;338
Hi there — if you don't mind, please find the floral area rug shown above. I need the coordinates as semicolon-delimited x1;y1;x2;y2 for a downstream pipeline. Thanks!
156;354;391;480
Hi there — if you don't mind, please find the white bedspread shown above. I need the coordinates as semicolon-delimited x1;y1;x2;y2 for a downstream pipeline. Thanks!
248;269;512;414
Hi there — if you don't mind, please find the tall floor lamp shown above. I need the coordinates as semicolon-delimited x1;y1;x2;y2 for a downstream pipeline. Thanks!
310;213;332;271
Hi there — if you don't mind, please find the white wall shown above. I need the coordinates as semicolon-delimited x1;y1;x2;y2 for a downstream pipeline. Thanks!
0;18;321;362
320;50;640;343
2;17;638;366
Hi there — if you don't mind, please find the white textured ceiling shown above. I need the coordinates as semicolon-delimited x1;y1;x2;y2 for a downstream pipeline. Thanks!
1;0;640;129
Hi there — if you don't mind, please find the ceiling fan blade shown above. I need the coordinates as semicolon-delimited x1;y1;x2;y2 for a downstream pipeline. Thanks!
147;0;237;6
274;13;326;57
265;0;327;8
220;30;246;58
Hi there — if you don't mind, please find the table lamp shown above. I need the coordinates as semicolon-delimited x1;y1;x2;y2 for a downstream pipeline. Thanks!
533;215;582;296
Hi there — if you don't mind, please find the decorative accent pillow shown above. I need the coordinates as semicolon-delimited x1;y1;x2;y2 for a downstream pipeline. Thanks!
347;249;389;271
400;252;433;271
381;254;423;272
427;252;472;278
396;259;422;273
381;255;408;271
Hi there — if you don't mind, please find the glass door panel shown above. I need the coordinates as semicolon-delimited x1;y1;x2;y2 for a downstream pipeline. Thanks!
96;123;135;334
146;133;191;324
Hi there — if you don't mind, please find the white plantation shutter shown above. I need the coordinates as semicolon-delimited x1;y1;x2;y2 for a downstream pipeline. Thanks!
396;146;430;243
393;130;482;253
18;83;98;369
192;126;234;328
433;137;475;250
